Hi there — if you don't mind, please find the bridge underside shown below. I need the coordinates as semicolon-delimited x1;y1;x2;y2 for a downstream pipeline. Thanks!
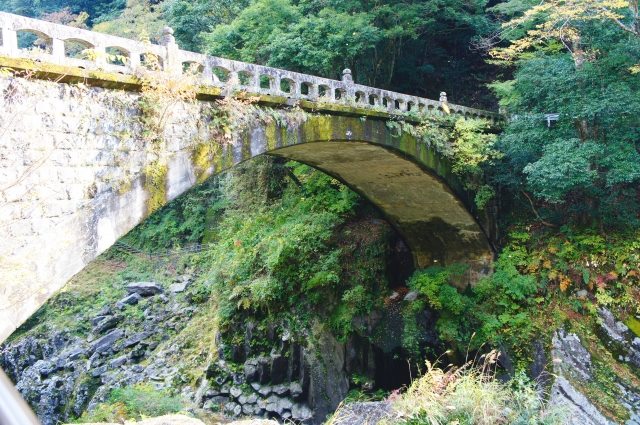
272;142;492;277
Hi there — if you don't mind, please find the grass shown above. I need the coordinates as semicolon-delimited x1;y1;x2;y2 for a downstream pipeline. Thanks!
328;351;566;425
74;384;185;423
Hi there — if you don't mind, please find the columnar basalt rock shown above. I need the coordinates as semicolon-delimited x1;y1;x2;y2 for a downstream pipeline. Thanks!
0;11;497;343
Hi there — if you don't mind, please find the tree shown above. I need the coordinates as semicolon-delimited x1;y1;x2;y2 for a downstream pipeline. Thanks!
0;0;125;24
203;0;496;105
488;2;640;227
489;0;639;67
164;0;249;52
92;0;166;42
203;0;301;64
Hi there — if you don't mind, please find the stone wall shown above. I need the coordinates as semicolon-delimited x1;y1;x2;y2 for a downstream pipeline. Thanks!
0;76;217;341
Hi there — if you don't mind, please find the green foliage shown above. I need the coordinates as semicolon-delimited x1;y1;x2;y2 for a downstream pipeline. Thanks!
164;0;249;51
200;0;496;104
490;15;640;228
75;384;184;422
203;0;302;64
163;157;391;346
388;113;501;209
125;178;223;250
0;0;125;24
403;250;539;356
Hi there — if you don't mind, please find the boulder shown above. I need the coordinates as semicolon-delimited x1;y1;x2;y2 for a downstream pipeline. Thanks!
32;359;56;377
109;355;127;368
272;383;289;396
115;293;141;309
93;315;119;334
403;291;418;302
121;331;152;349
257;385;272;397
291;403;314;422
91;315;109;326
277;396;293;412
60;346;86;361
90;365;108;377
126;281;163;296
230;386;243;399
244;358;260;382
329;401;394;425
90;329;124;354
242;404;256;415
169;281;188;293
224;401;241;415
289;381;303;399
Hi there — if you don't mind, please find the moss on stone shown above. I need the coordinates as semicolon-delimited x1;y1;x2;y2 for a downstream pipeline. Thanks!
625;316;640;337
144;160;168;215
191;140;220;184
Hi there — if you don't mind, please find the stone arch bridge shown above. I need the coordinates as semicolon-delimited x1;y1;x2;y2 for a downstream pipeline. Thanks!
0;12;499;342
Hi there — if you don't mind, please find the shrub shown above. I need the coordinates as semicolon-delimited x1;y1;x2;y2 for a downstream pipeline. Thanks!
390;353;565;425
75;384;184;422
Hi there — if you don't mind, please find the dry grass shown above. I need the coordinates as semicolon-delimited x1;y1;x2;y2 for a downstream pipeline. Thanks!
328;350;566;425
389;350;565;425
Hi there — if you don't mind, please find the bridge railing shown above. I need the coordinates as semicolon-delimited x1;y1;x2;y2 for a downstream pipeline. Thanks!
0;11;499;121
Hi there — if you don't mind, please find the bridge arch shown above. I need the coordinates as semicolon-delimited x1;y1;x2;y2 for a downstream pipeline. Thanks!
205;114;495;278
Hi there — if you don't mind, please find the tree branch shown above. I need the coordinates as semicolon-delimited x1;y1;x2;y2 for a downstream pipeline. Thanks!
521;190;556;227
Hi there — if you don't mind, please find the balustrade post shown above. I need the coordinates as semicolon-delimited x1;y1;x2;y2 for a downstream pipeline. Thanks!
203;62;214;84
1;27;17;55
307;84;318;100
93;45;106;67
439;92;449;115
51;38;65;63
341;69;355;100
160;26;181;75
327;87;336;101
273;76;281;95
128;50;140;70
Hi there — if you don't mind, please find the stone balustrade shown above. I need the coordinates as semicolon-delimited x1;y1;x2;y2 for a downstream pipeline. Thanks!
0;11;498;120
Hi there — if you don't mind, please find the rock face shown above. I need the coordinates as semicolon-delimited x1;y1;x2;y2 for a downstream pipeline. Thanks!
598;308;640;370
1;271;402;425
552;329;592;381
550;376;612;425
550;328;640;424
0;276;195;425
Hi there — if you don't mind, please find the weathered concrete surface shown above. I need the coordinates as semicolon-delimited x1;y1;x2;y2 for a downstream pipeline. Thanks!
0;74;493;343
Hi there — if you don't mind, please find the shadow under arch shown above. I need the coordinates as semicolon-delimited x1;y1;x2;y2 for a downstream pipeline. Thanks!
209;114;495;283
